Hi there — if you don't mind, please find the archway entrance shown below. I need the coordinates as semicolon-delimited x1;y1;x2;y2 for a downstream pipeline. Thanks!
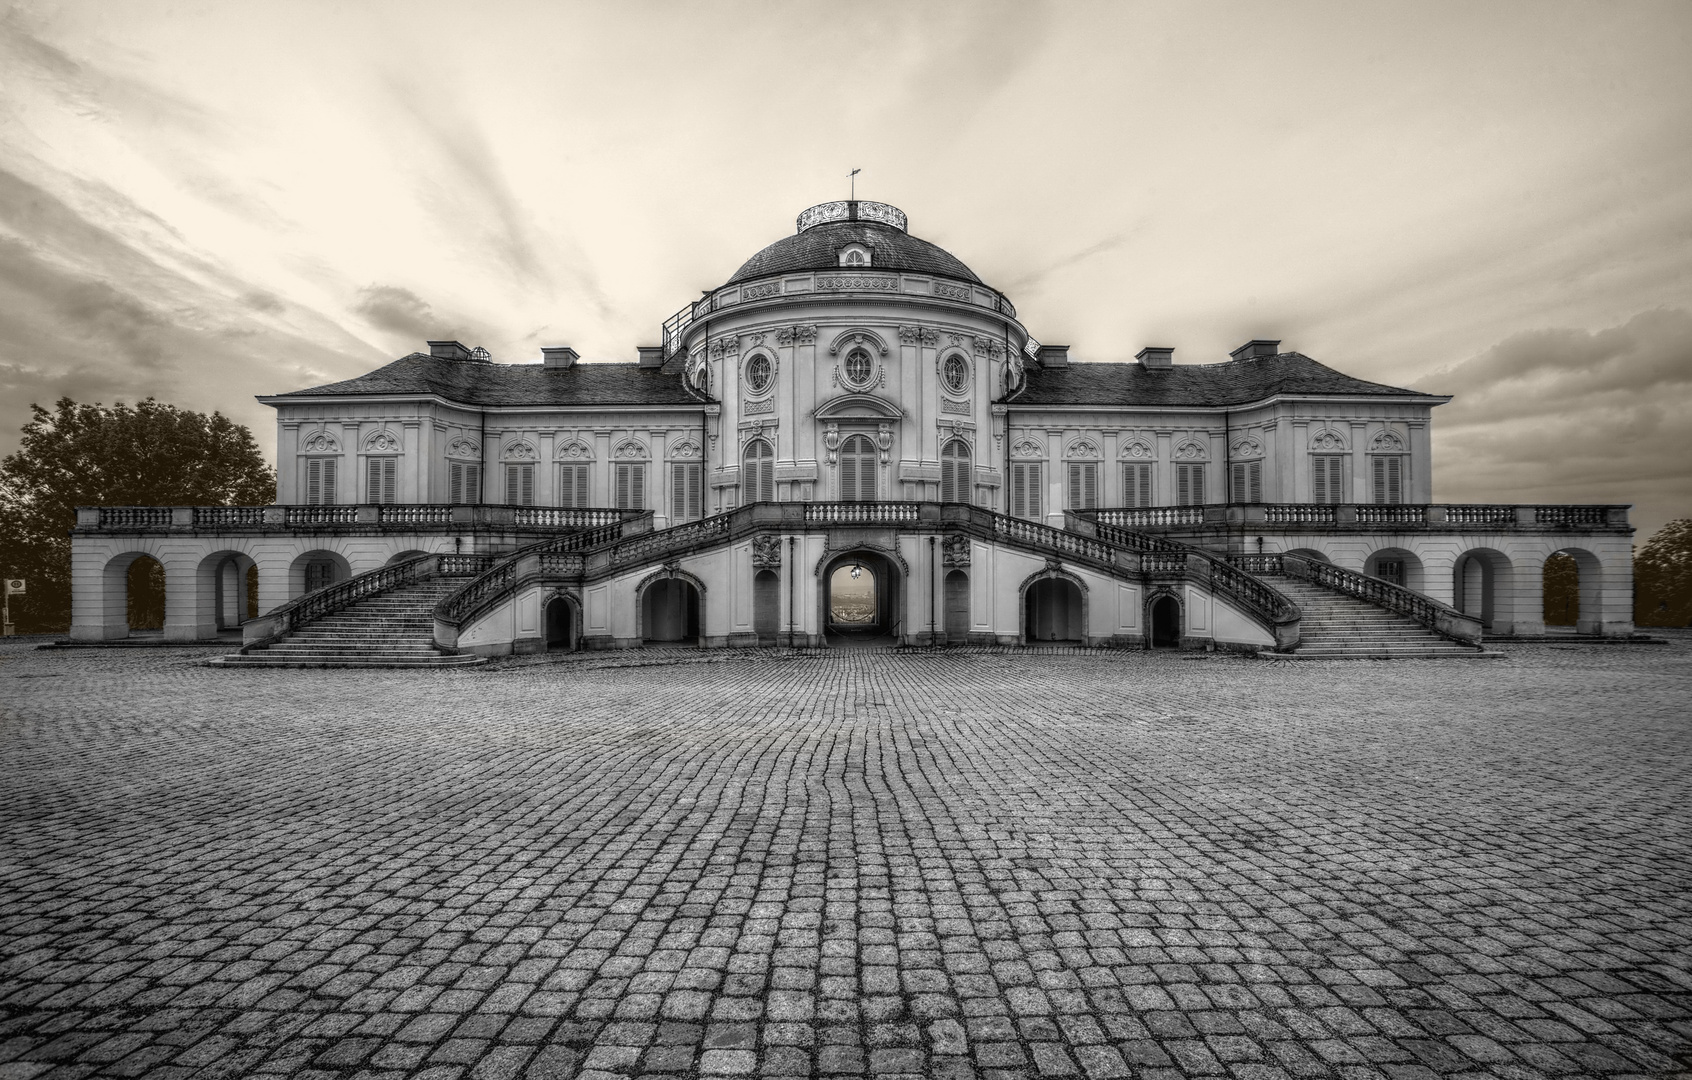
1150;594;1181;648
823;551;900;643
1545;548;1603;634
642;578;700;644
944;570;970;642
753;570;781;641
1453;548;1514;633
1025;577;1083;643
127;555;166;632
545;597;574;651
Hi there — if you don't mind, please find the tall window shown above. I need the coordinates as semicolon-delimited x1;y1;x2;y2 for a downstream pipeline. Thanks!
366;457;397;504
305;458;337;505
1122;463;1152;507
672;462;703;520
1312;456;1345;504
614;462;646;510
940;440;970;503
558;464;589;507
1011;461;1042;518
1175;463;1206;506
1230;460;1262;503
449;462;480;504
505;463;536;506
1067;461;1098;510
1372;456;1404;504
839;434;877;501
743;439;775;504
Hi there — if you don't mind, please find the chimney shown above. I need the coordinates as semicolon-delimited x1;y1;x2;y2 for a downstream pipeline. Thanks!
1229;339;1281;361
1135;346;1174;369
636;346;665;368
427;340;471;361
1035;344;1069;368
541;346;579;369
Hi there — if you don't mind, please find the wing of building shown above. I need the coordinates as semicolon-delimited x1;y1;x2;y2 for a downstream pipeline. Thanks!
68;200;1637;658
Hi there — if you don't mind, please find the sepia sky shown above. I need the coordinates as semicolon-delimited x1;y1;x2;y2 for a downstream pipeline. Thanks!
1;1;1689;538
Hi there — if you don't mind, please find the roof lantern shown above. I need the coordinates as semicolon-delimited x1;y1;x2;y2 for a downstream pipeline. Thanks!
796;200;908;234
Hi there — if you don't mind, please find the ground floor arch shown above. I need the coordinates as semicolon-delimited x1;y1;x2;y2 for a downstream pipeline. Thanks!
1149;592;1182;648
195;549;258;636
753;569;781;640
641;576;702;644
1024;574;1084;644
944;569;970;641
822;550;902;642
289;549;351;599
1366;547;1423;591
1453;548;1515;633
1545;547;1606;634
544;593;577;651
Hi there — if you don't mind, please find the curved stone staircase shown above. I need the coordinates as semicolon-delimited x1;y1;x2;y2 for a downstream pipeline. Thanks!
1264;575;1490;659
213;579;482;668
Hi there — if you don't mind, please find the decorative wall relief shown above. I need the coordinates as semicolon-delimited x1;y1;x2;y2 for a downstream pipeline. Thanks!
613;440;649;460
556;440;594;460
816;275;899;292
301;432;340;454
1369;430;1406;452
1066;438;1101;459
710;335;741;359
1120;440;1154;460
1012;437;1046;459
1231;436;1264;458
828;329;890;356
775;324;818;346
751;535;784;569
668;440;701;460
363;431;402;453
742;282;780;300
942;534;972;568
503;440;539;461
898;325;939;346
744;399;776;415
941;399;971;415
1174;440;1208;461
932;281;970;301
970;336;1003;360
1310;430;1347;452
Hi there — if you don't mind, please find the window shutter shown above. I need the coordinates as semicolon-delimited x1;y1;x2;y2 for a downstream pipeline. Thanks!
520;464;535;506
1231;462;1244;502
672;463;686;518
383;457;397;503
506;464;518;505
1389;457;1402;504
1372;456;1385;504
630;464;645;510
1249;461;1262;503
449;463;462;505
322;458;336;504
307;459;320;505
1177;465;1191;506
688;464;702;517
1313;457;1328;504
615;464;630;509
367;457;380;503
760;452;773;504
467;465;479;504
558;464;572;508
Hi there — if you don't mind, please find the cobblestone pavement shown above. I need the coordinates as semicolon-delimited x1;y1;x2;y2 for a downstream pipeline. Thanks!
2;636;1689;1080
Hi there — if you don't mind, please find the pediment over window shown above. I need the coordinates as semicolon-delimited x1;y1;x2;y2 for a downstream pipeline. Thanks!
813;393;904;421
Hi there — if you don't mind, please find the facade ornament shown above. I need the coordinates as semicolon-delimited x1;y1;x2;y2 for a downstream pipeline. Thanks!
1011;437;1045;459
969;336;1003;360
942;534;971;568
776;324;818;346
1174;440;1207;461
710;334;741;359
751;535;783;569
823;423;842;464
446;437;480;459
1369;430;1405;452
940;399;971;415
685;351;711;395
1003;351;1025;395
875;423;894;462
932;281;971;302
662;560;681;578
898;325;939;346
1065;438;1101;459
503;440;539;461
556;439;593;460
301;431;340;454
1231;436;1264;458
1310;430;1347;452
363;431;402;453
669;439;701;459
613;440;649;460
827;328;890;356
1120;440;1154;460
742;282;780;300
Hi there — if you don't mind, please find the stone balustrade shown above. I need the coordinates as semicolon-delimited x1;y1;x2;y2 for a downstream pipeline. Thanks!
1090;503;1630;533
75;504;646;535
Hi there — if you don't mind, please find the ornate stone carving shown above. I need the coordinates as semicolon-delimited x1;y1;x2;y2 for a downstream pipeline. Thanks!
744;398;776;415
685;351;711;395
823;423;842;464
898;325;939;346
776;324;818;346
614;440;649;460
970;336;1003;360
446;437;480;459
933;281;970;302
742;282;780;301
1012;437;1045;459
301;432;340;454
555;439;593;461
503;440;539;461
1066;438;1101;459
828;329;889;357
710;334;741;359
942;534;971;568
1310;430;1347;452
1231;436;1264;458
1369;430;1405;452
364;431;402;453
669;439;701;459
1120;440;1154;460
1003;351;1025;395
751;535;783;569
1174;440;1207;461
941;398;971;415
816;275;899;292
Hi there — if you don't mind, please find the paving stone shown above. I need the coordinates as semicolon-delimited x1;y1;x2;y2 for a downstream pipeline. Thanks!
0;640;1689;1079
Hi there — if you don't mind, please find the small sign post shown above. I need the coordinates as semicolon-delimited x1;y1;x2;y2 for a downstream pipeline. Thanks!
2;578;23;637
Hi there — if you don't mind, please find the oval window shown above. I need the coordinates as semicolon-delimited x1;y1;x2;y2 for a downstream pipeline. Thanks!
844;348;874;387
746;354;772;394
943;354;969;394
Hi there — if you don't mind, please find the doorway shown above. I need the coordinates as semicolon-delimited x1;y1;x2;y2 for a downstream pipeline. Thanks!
545;597;574;651
1025;577;1083;643
1150;594;1181;648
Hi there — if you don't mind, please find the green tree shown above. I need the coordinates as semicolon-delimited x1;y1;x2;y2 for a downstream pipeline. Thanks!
1636;518;1692;627
0;398;275;633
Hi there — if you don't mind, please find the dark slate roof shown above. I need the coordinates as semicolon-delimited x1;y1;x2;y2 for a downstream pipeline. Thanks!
728;221;983;286
269;354;700;407
1011;353;1441;407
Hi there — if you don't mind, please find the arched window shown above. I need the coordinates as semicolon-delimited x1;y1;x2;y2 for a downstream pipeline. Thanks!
742;438;775;504
745;354;773;395
941;439;970;503
839;434;877;502
843;348;874;388
942;354;969;395
844;249;867;265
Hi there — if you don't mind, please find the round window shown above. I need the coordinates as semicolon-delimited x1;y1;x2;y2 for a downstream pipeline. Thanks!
844;348;874;387
943;354;969;394
745;354;772;394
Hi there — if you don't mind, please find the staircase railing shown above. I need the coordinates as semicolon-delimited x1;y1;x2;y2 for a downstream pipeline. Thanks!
433;520;636;626
240;551;493;649
1278;554;1482;646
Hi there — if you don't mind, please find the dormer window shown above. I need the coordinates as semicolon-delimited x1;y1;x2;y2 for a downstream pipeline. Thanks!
838;243;871;267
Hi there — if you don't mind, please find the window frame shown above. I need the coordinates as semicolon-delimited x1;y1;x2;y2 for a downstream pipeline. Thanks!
1371;455;1405;505
304;457;338;506
1121;462;1152;508
1175;463;1206;506
1311;454;1346;504
742;438;775;504
1229;459;1263;503
842;348;875;389
1067;460;1099;511
1011;461;1043;519
940;439;970;503
614;462;646;511
838;433;877;502
671;461;703;520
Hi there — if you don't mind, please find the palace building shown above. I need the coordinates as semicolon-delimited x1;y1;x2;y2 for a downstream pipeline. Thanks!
69;200;1635;661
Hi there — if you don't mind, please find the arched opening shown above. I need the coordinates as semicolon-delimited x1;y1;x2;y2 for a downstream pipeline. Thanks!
823;551;901;643
1285;548;1331;564
289;550;352;599
1025;577;1084;644
246;564;260;620
544;596;574;651
642;578;700;644
1366;547;1423;592
1150;594;1182;648
1453;548;1516;633
753;570;781;641
195;550;256;636
742;438;774;505
839;434;878;502
944;570;970;642
941;439;971;504
127;555;166;632
1546;548;1604;634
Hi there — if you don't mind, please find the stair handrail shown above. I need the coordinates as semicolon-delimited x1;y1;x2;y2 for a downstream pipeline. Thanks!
241;551;493;650
433;519;638;625
1279;553;1483;646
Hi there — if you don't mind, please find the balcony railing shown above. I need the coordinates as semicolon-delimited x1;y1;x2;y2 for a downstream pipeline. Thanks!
803;502;921;525
76;504;651;534
1096;507;1207;528
1084;503;1628;531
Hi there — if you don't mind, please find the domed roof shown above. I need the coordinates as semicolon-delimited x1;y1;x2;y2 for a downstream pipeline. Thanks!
726;201;984;286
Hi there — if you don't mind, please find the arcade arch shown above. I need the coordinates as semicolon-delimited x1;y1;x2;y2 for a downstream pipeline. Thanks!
1545;547;1604;634
1149;593;1182;648
1452;548;1515;633
822;550;901;640
1024;574;1084;644
544;593;578;651
1366;547;1423;591
289;550;351;599
943;569;970;641
640;576;702;644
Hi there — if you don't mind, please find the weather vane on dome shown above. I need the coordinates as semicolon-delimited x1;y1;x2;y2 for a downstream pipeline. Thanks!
849;168;860;200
